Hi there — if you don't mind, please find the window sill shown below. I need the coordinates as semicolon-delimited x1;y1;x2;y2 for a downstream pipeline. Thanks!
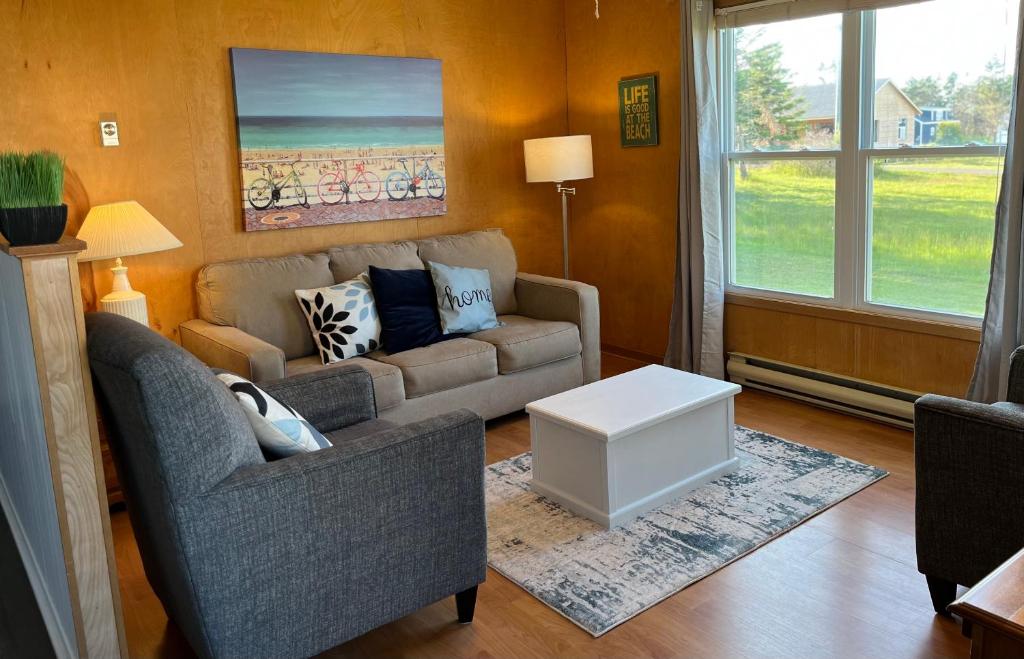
724;292;982;342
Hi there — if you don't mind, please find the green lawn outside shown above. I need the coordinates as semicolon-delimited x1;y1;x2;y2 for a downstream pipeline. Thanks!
732;157;1001;317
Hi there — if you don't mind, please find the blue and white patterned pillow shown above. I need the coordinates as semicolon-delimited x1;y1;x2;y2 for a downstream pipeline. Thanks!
216;373;331;458
296;273;381;365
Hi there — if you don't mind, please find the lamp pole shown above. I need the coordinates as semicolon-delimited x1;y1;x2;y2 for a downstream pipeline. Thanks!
556;182;575;279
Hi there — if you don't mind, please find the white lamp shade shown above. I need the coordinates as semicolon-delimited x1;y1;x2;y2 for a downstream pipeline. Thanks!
524;135;594;183
77;201;183;262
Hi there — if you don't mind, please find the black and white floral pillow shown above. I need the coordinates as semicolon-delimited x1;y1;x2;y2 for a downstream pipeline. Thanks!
295;273;381;365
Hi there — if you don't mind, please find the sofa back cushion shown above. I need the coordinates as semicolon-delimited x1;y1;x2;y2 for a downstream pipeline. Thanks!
416;229;518;314
197;253;334;359
328;240;423;282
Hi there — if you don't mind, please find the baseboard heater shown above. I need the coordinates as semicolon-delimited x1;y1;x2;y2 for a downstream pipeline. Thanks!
726;353;921;429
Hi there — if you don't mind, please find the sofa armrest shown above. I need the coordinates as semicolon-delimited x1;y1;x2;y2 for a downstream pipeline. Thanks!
1007;346;1024;404
180;319;286;382
515;273;600;384
260;365;376;433
914;394;1024;585
182;410;487;656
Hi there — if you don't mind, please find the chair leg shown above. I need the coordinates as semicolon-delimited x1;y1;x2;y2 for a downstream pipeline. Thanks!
926;575;957;615
455;586;478;624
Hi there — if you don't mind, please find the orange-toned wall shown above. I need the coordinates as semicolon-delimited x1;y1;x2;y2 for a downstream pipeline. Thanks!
3;0;569;339
563;0;977;396
565;0;682;359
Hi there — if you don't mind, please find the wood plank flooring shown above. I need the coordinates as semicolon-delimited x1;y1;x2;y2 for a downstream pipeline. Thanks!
110;354;969;658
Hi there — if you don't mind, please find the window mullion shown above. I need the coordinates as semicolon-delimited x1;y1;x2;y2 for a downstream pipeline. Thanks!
719;28;736;286
835;10;864;310
855;10;876;311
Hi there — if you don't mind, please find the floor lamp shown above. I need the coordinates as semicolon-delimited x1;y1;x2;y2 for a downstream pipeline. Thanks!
524;135;593;279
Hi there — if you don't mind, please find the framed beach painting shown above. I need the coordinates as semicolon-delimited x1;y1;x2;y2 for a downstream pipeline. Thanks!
229;48;446;231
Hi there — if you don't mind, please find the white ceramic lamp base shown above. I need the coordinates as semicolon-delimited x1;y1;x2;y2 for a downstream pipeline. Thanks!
100;291;148;326
100;259;149;326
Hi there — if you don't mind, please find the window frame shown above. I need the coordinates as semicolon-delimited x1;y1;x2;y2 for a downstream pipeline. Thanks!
719;7;1006;327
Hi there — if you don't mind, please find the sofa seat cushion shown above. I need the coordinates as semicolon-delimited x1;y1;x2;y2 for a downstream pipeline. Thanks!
470;315;581;374
286;354;405;411
370;338;497;398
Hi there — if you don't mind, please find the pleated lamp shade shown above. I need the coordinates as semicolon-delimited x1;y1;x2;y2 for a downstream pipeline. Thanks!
77;201;182;262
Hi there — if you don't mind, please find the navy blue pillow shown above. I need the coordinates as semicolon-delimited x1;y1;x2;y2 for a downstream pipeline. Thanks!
368;266;446;353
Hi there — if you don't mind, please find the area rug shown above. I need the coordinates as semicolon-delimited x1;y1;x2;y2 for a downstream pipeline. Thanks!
485;426;888;637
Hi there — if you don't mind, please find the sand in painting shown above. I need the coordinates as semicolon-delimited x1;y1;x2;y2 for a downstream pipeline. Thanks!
239;144;446;230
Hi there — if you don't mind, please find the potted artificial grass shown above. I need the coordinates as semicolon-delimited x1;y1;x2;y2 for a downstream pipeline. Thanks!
0;151;68;246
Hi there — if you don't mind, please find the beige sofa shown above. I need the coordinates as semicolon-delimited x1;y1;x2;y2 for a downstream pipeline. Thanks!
180;229;600;424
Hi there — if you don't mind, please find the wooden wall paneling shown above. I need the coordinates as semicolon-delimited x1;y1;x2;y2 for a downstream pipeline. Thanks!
564;0;682;359
6;0;570;344
170;0;568;287
724;302;978;396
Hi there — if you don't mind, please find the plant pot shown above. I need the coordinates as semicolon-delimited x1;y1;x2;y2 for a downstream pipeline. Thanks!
0;204;68;247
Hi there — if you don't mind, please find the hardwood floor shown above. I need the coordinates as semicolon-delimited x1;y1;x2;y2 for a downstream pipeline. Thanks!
110;354;969;658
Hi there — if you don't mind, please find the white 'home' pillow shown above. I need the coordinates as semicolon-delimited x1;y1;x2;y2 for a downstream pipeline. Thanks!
295;273;381;365
216;373;331;458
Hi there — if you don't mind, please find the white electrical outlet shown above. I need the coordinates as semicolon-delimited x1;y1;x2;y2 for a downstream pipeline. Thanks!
99;120;119;147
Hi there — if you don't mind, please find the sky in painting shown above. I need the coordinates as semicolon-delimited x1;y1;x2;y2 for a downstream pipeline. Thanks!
231;49;442;118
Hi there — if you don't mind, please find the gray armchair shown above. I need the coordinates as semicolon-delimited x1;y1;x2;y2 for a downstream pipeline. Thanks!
85;312;486;659
914;345;1024;614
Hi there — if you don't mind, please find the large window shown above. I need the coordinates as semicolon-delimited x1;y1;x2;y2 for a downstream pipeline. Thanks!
721;0;1018;321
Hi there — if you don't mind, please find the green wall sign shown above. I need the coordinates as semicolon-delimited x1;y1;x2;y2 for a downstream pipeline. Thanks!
618;75;659;147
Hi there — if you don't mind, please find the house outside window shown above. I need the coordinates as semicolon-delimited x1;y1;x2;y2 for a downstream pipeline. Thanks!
720;0;1017;322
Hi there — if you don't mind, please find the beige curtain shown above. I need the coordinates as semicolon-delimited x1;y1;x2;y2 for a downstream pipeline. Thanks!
968;6;1024;402
665;0;725;378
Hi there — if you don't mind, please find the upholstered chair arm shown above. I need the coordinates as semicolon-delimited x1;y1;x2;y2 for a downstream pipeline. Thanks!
259;365;376;432
1006;346;1024;404
914;394;1024;587
181;410;488;658
515;272;600;384
180;319;286;382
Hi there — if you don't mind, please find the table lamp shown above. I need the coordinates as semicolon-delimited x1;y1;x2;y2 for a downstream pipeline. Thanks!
524;135;593;278
76;201;183;326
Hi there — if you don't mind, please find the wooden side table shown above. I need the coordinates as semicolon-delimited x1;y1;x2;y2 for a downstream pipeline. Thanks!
950;547;1024;659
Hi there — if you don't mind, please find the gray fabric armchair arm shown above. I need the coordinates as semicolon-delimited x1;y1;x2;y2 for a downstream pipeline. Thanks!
181;319;286;381
515;272;600;384
260;365;376;433
182;410;487;658
914;394;1024;603
1006;346;1024;404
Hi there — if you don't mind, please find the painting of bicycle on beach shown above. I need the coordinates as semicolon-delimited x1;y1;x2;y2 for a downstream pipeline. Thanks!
229;48;446;231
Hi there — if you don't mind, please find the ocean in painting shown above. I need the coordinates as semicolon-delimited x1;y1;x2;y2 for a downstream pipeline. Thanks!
237;115;444;149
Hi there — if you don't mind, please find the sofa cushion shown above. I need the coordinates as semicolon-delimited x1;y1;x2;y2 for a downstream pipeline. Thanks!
369;266;448;353
295;274;381;364
470;315;581;374
286;354;406;411
415;229;518;315
197;253;334;360
427;260;501;334
328;240;423;282
216;373;332;458
370;338;497;398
